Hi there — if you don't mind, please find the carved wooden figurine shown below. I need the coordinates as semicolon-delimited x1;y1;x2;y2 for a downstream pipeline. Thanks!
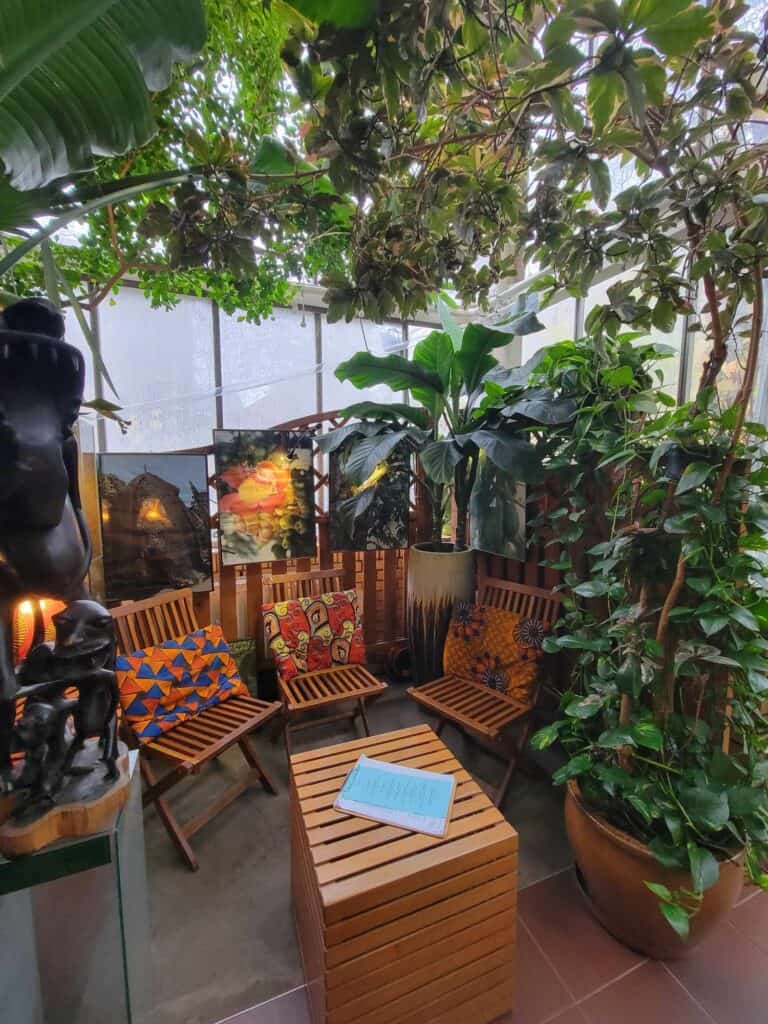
0;298;127;853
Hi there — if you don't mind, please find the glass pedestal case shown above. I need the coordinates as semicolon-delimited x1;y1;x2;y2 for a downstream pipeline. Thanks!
0;752;151;1024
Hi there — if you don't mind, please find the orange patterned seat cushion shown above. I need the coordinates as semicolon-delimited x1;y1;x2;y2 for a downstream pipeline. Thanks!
443;603;547;703
263;590;365;683
116;625;248;745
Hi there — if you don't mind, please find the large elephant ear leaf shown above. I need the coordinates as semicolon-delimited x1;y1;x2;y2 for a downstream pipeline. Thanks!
341;401;431;430
484;347;548;389
462;429;543;483
503;388;578;424
0;0;207;190
455;322;514;393
421;439;464;484
412;330;453;390
343;430;414;486
335;351;443;395
315;421;385;453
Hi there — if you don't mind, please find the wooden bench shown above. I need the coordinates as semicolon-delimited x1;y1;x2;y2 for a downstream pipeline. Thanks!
111;588;282;871
408;575;562;808
263;570;387;753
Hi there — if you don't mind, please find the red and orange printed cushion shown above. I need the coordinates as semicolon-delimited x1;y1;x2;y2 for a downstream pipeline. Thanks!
443;603;547;703
116;625;247;745
263;589;365;683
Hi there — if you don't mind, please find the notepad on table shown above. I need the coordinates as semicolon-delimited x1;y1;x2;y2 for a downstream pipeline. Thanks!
334;755;456;837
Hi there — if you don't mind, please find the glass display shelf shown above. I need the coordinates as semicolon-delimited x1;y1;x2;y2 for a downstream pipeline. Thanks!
0;751;151;1024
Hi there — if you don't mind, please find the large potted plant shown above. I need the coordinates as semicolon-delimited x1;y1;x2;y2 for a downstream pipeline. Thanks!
523;323;768;957
318;300;565;680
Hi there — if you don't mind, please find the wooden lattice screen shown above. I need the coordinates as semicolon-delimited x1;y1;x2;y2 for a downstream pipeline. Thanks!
177;410;559;662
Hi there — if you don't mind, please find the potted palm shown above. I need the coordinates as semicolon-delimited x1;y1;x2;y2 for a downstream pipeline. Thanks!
317;300;569;681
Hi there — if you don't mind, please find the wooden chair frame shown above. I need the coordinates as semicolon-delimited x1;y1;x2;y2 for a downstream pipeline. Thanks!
262;571;387;753
112;588;281;870
407;574;562;808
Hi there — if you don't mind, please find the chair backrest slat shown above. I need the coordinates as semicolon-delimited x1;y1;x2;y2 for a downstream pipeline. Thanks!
477;574;562;629
111;588;200;654
262;569;346;605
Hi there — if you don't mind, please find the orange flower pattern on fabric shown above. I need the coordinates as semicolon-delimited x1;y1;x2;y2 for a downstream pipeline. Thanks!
116;625;247;745
263;589;365;683
443;604;547;702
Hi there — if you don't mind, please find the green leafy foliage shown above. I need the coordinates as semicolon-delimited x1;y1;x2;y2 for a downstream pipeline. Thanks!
325;300;555;547
525;323;768;941
0;0;206;189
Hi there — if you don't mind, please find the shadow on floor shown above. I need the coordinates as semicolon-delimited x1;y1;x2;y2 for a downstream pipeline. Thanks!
145;688;571;1024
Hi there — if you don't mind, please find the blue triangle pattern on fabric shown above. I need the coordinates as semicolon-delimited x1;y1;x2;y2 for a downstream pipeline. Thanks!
138;721;162;739
143;683;166;699
154;665;176;682
172;653;190;667
208;655;226;670
125;697;150;717
136;662;158;679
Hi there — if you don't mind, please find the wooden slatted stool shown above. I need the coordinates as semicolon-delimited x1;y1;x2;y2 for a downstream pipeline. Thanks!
111;588;282;871
408;575;562;808
263;571;387;754
290;724;518;1024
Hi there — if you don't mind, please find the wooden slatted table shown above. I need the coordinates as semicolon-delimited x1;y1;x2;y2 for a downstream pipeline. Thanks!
290;724;518;1024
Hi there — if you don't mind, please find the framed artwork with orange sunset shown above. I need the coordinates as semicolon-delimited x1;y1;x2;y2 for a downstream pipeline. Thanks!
213;430;316;566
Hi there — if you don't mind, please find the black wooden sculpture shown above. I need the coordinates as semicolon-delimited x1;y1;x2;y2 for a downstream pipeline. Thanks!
0;298;122;827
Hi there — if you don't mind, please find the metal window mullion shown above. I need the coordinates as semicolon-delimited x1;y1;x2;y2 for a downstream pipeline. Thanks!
212;300;223;429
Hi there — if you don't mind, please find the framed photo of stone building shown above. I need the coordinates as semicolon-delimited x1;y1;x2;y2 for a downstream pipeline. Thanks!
97;453;213;603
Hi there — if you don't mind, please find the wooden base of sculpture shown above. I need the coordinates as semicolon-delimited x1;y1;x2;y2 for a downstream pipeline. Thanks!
0;740;130;857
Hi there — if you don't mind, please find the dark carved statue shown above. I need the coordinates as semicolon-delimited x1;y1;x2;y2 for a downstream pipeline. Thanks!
0;298;120;821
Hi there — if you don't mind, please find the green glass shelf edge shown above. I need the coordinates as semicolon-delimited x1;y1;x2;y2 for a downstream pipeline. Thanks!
0;830;113;896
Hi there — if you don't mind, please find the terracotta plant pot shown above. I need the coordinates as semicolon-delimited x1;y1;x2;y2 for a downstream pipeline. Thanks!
406;542;475;684
565;780;744;959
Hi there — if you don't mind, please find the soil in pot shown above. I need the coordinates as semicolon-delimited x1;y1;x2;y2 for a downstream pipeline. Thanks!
565;780;744;959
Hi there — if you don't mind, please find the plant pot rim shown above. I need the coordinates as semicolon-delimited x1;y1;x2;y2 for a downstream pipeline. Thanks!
411;541;474;554
567;780;743;868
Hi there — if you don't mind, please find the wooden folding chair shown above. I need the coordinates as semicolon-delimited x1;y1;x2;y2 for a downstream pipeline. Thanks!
408;575;562;807
262;570;387;753
111;588;282;871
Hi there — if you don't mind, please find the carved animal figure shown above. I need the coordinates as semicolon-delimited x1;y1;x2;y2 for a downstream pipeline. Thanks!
17;601;119;782
0;298;90;790
13;696;76;808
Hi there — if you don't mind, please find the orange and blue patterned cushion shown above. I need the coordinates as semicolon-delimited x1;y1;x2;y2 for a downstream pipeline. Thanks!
263;589;365;683
116;625;247;745
443;603;548;703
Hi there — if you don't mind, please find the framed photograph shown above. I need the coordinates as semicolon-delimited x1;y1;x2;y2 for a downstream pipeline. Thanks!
213;429;316;565
329;444;410;551
97;453;213;603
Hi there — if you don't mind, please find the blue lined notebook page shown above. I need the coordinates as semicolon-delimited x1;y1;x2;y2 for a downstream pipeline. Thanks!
334;755;455;837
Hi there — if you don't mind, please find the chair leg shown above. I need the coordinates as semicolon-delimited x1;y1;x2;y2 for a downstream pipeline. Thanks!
283;712;294;756
494;718;534;809
434;718;446;738
238;737;278;795
140;756;198;871
357;698;371;737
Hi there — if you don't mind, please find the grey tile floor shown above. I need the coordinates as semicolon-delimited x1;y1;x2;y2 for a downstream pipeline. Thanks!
144;688;570;1024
